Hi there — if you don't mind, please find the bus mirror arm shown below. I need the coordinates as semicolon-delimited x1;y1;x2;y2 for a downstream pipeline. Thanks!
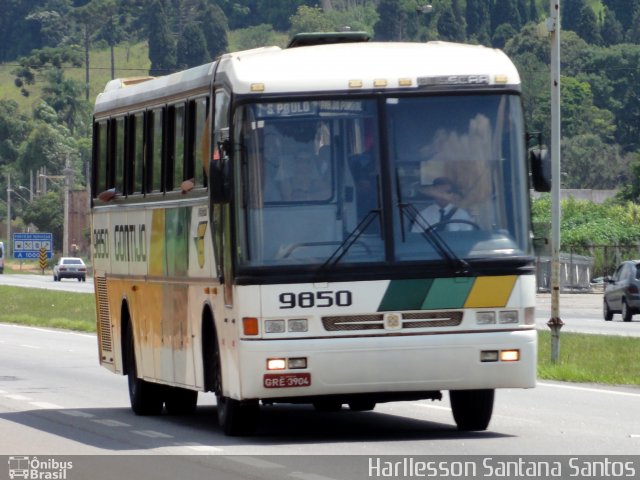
527;133;551;192
209;154;231;204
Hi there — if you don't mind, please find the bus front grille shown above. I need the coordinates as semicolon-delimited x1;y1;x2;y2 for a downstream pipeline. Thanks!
322;312;463;331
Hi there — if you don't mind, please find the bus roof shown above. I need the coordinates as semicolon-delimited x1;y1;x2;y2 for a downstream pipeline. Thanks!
217;41;520;95
95;41;519;115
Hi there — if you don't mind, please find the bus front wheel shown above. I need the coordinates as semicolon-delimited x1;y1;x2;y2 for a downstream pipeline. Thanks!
212;338;259;435
449;389;494;431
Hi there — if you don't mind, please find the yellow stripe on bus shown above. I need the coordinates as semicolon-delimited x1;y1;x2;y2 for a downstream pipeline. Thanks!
464;275;517;308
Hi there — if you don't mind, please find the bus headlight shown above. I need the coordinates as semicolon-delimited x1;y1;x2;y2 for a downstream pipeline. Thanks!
265;319;285;333
288;318;308;332
499;310;519;324
476;312;496;324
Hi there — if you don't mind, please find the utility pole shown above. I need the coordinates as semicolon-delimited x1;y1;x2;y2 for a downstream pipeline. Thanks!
6;173;11;258
547;0;563;362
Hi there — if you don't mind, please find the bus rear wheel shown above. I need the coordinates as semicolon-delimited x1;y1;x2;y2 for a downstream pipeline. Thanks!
450;389;494;431
125;324;164;415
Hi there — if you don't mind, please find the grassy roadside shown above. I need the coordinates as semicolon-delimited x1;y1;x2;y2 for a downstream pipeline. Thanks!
1;285;638;386
0;285;95;332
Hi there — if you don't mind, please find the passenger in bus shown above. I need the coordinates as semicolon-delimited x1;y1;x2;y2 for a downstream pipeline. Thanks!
411;177;473;232
280;148;331;201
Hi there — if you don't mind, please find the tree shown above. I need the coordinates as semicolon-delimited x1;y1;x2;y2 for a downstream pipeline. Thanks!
176;23;209;69
491;0;521;33
602;0;640;33
289;5;334;34
466;0;491;45
373;0;418;41
22;192;64;249
12;46;83;97
201;4;229;59
41;68;90;135
147;0;176;75
437;4;464;42
0;100;31;167
601;8;624;46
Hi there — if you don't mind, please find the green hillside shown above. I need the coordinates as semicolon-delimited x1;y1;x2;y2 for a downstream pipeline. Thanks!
0;42;151;113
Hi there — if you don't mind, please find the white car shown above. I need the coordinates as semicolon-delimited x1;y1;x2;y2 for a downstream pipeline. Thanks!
53;257;87;282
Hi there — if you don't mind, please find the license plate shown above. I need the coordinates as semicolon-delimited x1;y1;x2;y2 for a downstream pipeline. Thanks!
264;373;311;388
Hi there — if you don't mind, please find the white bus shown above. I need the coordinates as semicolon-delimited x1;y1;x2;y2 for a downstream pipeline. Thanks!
92;33;549;435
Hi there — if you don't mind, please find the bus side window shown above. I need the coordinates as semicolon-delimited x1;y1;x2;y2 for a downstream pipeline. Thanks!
108;117;125;193
147;108;164;193
93;120;108;197
131;112;144;195
192;97;210;188
168;103;186;191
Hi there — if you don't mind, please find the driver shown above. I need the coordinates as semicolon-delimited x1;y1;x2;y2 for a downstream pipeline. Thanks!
412;177;473;232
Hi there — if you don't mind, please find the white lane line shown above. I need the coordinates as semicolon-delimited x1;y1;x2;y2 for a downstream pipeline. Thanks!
290;473;340;480
19;344;41;349
60;410;95;418
412;403;450;411
225;456;285;469
183;444;224;453
29;401;64;409
91;419;131;427
630;434;640;438
5;394;32;401
131;430;173;439
538;381;640;398
0;389;7;394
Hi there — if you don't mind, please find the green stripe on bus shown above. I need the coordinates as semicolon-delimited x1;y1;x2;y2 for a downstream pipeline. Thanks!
378;279;433;311
421;277;474;309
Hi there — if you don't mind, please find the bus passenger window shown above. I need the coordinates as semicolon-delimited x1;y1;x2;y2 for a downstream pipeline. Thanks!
132;113;144;194
113;117;125;193
149;108;163;192
172;104;185;190
194;97;209;187
94;121;108;196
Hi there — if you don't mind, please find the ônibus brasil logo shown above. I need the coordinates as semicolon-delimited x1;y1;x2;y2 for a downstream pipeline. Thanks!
8;456;73;480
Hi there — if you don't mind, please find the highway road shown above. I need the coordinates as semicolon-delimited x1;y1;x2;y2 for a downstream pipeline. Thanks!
0;272;94;294
0;323;639;480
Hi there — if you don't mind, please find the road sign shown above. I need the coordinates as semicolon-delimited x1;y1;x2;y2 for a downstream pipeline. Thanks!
13;233;53;260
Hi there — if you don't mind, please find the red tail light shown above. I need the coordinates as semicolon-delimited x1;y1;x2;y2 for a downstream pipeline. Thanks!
628;285;639;294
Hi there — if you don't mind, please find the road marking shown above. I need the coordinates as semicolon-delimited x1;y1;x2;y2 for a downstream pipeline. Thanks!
91;419;131;427
132;430;173;438
60;410;95;418
412;403;450;411
182;444;224;453
5;394;31;401
19;344;41;349
290;473;340;480
538;381;640;398
630;434;640;438
226;457;285;469
30;401;64;409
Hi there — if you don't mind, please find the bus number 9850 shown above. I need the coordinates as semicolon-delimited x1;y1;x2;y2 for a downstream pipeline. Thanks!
279;290;352;309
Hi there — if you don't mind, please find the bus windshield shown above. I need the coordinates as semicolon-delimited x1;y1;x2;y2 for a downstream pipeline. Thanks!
235;94;530;269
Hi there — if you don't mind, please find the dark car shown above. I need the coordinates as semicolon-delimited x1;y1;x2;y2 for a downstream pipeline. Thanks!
603;260;640;322
53;257;87;282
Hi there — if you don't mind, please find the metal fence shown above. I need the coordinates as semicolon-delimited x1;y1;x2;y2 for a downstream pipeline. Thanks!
535;244;640;292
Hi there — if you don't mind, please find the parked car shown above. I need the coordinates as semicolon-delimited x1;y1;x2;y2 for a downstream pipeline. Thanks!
603;260;640;322
53;257;87;282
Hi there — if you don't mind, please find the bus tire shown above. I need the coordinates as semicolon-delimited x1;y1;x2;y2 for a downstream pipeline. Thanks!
348;401;376;411
313;401;343;412
211;334;259;435
125;323;164;416
216;394;259;436
165;387;198;415
450;389;494;431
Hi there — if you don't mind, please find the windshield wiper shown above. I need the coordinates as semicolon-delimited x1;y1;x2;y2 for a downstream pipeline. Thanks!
316;209;380;279
395;174;472;276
